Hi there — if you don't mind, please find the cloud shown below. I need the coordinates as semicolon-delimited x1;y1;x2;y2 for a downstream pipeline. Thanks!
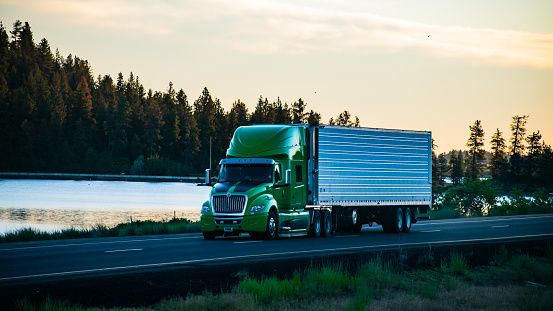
208;1;553;69
7;0;553;68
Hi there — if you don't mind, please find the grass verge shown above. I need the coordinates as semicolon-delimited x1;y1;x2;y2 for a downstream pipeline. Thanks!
15;244;553;311
0;218;200;243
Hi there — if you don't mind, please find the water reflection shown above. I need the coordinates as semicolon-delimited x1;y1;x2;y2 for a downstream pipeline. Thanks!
0;179;212;234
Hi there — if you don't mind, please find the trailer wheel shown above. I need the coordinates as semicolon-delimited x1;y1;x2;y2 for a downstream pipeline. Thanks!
265;211;278;240
321;210;333;237
402;207;412;233
309;210;321;238
383;207;403;233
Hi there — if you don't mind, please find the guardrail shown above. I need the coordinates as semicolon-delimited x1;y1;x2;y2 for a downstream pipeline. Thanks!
0;172;207;183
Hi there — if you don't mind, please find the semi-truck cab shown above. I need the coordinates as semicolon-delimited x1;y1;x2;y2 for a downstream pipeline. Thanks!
200;124;432;240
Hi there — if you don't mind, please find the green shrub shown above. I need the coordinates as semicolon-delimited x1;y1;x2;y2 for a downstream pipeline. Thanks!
0;218;201;243
304;263;350;295
447;252;468;275
427;207;461;219
349;285;371;311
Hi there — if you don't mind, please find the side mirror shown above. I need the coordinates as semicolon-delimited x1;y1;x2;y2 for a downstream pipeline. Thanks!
284;169;291;185
205;169;211;185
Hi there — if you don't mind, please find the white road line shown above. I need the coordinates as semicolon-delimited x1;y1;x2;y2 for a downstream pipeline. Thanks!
416;214;553;226
421;230;441;233
104;248;143;253
2;233;552;282
0;235;202;252
233;241;263;244
491;225;509;228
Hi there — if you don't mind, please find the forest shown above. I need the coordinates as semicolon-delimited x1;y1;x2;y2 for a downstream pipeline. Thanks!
0;21;360;177
1;21;551;198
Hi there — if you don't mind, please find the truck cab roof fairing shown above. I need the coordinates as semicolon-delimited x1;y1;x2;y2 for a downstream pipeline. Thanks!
227;125;305;159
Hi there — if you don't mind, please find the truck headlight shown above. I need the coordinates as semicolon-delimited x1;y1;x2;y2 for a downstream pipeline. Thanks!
201;203;210;213
250;205;265;212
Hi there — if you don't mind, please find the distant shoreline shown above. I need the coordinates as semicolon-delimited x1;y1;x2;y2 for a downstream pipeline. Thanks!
0;172;209;183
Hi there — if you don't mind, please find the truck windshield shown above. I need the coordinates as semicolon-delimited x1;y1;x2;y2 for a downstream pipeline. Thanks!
219;164;273;183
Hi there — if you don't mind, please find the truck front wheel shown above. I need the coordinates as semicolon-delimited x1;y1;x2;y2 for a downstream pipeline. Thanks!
203;231;217;240
265;211;278;240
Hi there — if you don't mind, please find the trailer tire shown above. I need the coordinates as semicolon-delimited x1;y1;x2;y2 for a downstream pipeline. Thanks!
383;207;403;233
309;210;322;238
343;208;361;232
265;211;278;240
402;207;412;233
321;210;333;237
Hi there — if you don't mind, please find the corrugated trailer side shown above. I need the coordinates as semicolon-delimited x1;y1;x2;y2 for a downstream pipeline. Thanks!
314;125;432;209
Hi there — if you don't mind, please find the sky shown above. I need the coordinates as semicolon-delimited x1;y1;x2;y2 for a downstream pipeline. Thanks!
2;0;552;153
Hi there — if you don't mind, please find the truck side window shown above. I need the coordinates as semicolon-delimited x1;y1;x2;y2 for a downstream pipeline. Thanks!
295;165;302;183
275;164;281;181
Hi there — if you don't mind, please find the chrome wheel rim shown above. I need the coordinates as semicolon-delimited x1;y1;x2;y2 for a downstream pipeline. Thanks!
352;209;358;225
268;216;276;236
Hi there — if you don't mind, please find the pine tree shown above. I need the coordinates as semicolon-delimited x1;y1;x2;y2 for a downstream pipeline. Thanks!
433;152;449;188
70;76;96;157
509;115;529;177
274;97;291;124
291;98;306;123
228;99;249;132
176;88;199;169
526;131;542;157
143;90;164;157
328;111;361;126
160;82;181;159
449;150;464;186
525;131;542;178
489;128;506;179
194;87;217;169
465;120;485;180
306;110;321;125
251;96;274;124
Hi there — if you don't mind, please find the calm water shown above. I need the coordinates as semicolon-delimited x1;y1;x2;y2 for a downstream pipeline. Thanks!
0;179;212;235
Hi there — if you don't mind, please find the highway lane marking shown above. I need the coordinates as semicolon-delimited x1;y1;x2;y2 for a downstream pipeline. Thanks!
3;232;552;282
491;225;509;228
421;230;441;233
417;214;553;226
0;235;203;252
104;248;143;253
233;241;263;244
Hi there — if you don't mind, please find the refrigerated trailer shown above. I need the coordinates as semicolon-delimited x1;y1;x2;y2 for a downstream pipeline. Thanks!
200;124;432;240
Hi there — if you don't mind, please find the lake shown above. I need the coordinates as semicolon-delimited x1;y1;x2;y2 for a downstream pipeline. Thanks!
0;179;212;235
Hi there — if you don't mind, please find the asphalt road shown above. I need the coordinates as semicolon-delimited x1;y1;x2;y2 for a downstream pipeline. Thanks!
2;214;552;285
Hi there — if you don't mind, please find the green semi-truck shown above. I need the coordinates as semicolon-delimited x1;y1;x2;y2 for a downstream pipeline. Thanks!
200;124;432;240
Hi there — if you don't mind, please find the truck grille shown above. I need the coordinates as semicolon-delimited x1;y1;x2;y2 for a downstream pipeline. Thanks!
212;194;247;214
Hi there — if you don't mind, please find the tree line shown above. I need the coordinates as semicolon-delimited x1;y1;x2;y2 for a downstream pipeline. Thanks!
432;116;553;216
0;21;360;176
